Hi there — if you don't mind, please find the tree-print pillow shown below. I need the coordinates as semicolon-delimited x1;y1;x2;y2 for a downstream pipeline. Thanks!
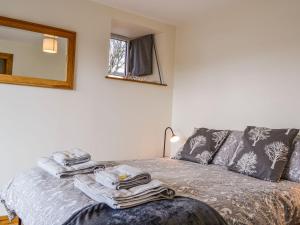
228;126;299;182
283;136;300;182
212;131;243;166
180;128;230;164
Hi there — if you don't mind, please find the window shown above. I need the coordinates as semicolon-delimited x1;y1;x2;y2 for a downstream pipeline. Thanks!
108;34;128;76
106;32;166;86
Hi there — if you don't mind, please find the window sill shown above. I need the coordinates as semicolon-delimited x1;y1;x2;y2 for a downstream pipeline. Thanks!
106;75;167;87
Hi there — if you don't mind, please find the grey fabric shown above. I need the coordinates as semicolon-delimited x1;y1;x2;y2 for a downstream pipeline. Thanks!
212;131;243;166
3;158;300;225
284;136;300;182
94;165;151;190
37;157;108;178
229;126;299;182
53;149;91;166
0;168;96;225
181;128;230;164
74;174;175;209
62;197;228;225
126;159;300;225
128;34;153;76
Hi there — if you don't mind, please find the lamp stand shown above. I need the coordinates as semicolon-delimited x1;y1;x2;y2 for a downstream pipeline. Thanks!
163;127;175;157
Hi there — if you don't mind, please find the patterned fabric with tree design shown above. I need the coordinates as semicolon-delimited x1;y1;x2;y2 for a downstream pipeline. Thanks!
236;151;257;175
229;126;299;182
212;131;243;166
180;128;230;164
283;136;300;182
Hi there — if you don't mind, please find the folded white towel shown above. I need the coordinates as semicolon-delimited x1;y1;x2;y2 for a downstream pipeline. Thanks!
94;165;151;190
74;174;175;209
53;148;91;166
37;157;106;178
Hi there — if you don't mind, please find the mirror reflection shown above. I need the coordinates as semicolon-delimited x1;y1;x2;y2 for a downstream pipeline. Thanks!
0;25;68;81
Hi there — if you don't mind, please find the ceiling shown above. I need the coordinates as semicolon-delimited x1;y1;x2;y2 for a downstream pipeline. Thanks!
91;0;228;25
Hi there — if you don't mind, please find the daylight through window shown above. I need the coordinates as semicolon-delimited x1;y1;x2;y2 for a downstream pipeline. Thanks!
108;35;128;76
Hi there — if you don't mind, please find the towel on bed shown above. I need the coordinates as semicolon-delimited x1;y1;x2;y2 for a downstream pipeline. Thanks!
94;165;151;190
38;157;106;178
53;149;91;166
74;174;175;209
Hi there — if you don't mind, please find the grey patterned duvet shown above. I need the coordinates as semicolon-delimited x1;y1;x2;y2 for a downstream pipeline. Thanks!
2;158;300;225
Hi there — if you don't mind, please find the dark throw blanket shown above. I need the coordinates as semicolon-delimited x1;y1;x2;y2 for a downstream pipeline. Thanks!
63;197;227;225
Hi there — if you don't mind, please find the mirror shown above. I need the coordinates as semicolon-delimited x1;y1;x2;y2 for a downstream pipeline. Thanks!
0;16;76;89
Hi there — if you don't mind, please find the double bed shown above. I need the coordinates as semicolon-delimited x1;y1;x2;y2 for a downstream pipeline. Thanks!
2;158;300;225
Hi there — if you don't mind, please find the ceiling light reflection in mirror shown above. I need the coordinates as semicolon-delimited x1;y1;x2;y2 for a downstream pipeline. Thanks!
0;25;68;81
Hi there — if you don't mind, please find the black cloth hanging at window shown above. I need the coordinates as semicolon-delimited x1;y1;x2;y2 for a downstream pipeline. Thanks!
128;34;154;76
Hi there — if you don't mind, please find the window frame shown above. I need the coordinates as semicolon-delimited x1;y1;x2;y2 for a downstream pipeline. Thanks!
106;33;167;87
109;33;129;77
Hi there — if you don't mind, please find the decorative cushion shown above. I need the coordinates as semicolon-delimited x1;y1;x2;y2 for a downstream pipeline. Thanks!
283;136;300;182
180;128;230;164
228;126;299;182
212;131;243;166
228;139;245;167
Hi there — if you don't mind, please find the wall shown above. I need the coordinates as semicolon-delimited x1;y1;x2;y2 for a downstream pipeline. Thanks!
171;0;300;152
0;38;67;80
0;0;175;214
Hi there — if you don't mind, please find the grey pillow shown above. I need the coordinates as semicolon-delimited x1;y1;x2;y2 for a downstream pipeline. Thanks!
283;136;300;182
212;131;243;166
180;128;230;164
228;126;299;182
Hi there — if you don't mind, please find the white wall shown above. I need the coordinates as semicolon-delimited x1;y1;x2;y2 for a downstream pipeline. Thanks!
0;0;175;214
0;38;67;80
172;0;300;150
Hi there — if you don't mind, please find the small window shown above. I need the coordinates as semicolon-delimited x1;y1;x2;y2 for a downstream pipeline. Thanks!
108;34;128;76
107;32;165;86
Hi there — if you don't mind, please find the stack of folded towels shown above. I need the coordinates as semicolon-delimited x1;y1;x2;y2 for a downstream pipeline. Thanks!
38;148;107;178
74;165;175;209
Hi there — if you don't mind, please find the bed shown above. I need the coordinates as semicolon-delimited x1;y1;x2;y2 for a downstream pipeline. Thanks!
129;159;300;225
2;158;300;225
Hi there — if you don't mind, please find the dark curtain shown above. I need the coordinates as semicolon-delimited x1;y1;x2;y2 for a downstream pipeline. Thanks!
128;34;154;76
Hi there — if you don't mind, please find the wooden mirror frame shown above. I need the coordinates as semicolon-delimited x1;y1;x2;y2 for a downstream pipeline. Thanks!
0;16;76;89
